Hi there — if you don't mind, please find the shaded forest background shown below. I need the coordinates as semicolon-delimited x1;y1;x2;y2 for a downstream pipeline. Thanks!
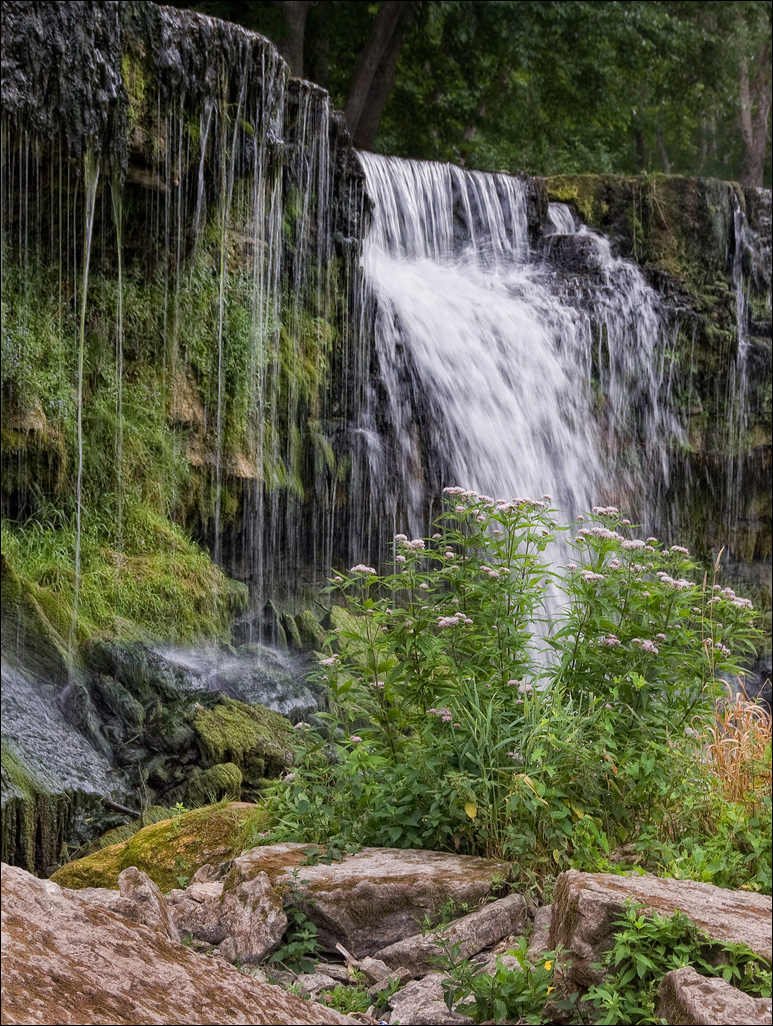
171;0;772;187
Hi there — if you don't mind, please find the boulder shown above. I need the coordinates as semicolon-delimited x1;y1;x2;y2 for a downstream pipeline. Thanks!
215;866;288;964
376;892;528;976
0;864;356;1025
549;871;773;990
165;879;228;944
77;867;180;942
230;843;512;957
50;802;267;892
657;966;773;1026
386;973;474;1025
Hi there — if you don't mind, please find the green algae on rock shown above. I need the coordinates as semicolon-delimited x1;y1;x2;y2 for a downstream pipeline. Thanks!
50;802;269;892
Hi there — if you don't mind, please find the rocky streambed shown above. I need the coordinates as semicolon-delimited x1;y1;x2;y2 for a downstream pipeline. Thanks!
2;807;771;1026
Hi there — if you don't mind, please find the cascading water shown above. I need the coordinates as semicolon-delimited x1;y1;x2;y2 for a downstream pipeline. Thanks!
355;153;684;546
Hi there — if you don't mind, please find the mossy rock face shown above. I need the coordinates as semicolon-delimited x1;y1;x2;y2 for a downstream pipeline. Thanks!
295;609;327;651
281;611;303;651
545;175;737;284
1;554;73;688
193;697;296;781
50;802;267;892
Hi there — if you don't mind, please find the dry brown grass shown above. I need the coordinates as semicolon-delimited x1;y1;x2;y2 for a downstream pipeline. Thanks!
703;679;772;806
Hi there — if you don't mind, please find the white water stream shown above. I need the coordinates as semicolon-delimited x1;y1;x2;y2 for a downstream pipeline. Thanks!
357;153;684;534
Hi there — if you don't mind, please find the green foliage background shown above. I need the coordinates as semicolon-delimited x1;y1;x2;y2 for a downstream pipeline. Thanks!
173;0;772;185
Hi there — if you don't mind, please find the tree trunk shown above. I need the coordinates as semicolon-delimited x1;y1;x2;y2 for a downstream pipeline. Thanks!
277;0;311;78
345;1;417;148
738;29;771;188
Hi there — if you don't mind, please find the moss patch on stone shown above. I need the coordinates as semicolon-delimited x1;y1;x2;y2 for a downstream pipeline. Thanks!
295;609;327;651
187;762;243;805
50;802;268;892
193;698;296;778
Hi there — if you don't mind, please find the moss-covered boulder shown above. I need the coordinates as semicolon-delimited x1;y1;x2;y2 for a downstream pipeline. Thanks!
50;802;268;892
193;698;296;783
295;609;327;651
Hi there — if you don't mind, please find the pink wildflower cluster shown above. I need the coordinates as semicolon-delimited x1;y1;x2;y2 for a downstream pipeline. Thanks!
293;721;312;730
621;539;646;550
350;564;376;574
507;680;533;694
593;505;619;515
428;706;453;722
599;634;621;647
437;611;473;627
580;570;605;582
632;638;659;654
507;750;525;763
319;655;340;667
704;639;731;656
670;545;690;555
479;564;502;579
590;526;622;540
656;572;695;591
349;735;363;744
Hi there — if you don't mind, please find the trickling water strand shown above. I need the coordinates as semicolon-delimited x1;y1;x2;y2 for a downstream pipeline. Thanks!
724;194;752;534
109;175;124;554
357;154;682;552
71;147;99;655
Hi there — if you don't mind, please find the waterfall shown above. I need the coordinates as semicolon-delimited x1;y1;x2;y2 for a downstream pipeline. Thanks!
355;153;684;547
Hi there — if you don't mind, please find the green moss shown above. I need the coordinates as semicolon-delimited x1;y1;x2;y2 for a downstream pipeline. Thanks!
50;802;267;892
187;762;243;805
295;609;327;651
121;53;148;126
282;611;303;651
545;173;611;224
193;698;296;778
79;806;177;856
0;741;69;875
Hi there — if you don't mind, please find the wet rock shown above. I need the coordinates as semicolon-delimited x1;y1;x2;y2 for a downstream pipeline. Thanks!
387;973;474;1025
549;871;773;991
377;892;528;976
295;609;327;651
210;665;323;723
657;965;773;1026
0;863;356;1025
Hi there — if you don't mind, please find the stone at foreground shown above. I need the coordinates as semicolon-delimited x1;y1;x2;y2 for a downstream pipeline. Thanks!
231;843;512;957
376;892;528;976
387;973;475;1025
657;966;773;1026
0;864;355;1026
549;870;772;990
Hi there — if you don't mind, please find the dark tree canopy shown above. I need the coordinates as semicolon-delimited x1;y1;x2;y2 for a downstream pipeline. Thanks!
171;0;772;186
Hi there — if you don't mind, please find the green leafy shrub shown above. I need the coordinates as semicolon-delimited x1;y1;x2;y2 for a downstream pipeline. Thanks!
585;901;772;1024
264;488;766;887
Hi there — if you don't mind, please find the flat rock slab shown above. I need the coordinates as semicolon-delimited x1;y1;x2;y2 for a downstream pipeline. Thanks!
232;844;512;957
377;892;528;976
549;870;772;990
658;966;773;1025
0;864;355;1026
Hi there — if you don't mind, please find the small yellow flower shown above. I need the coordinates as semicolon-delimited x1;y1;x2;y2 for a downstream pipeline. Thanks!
547;986;555;995
544;960;553;971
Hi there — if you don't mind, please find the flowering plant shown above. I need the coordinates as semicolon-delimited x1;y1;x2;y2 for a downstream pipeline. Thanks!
266;489;765;883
